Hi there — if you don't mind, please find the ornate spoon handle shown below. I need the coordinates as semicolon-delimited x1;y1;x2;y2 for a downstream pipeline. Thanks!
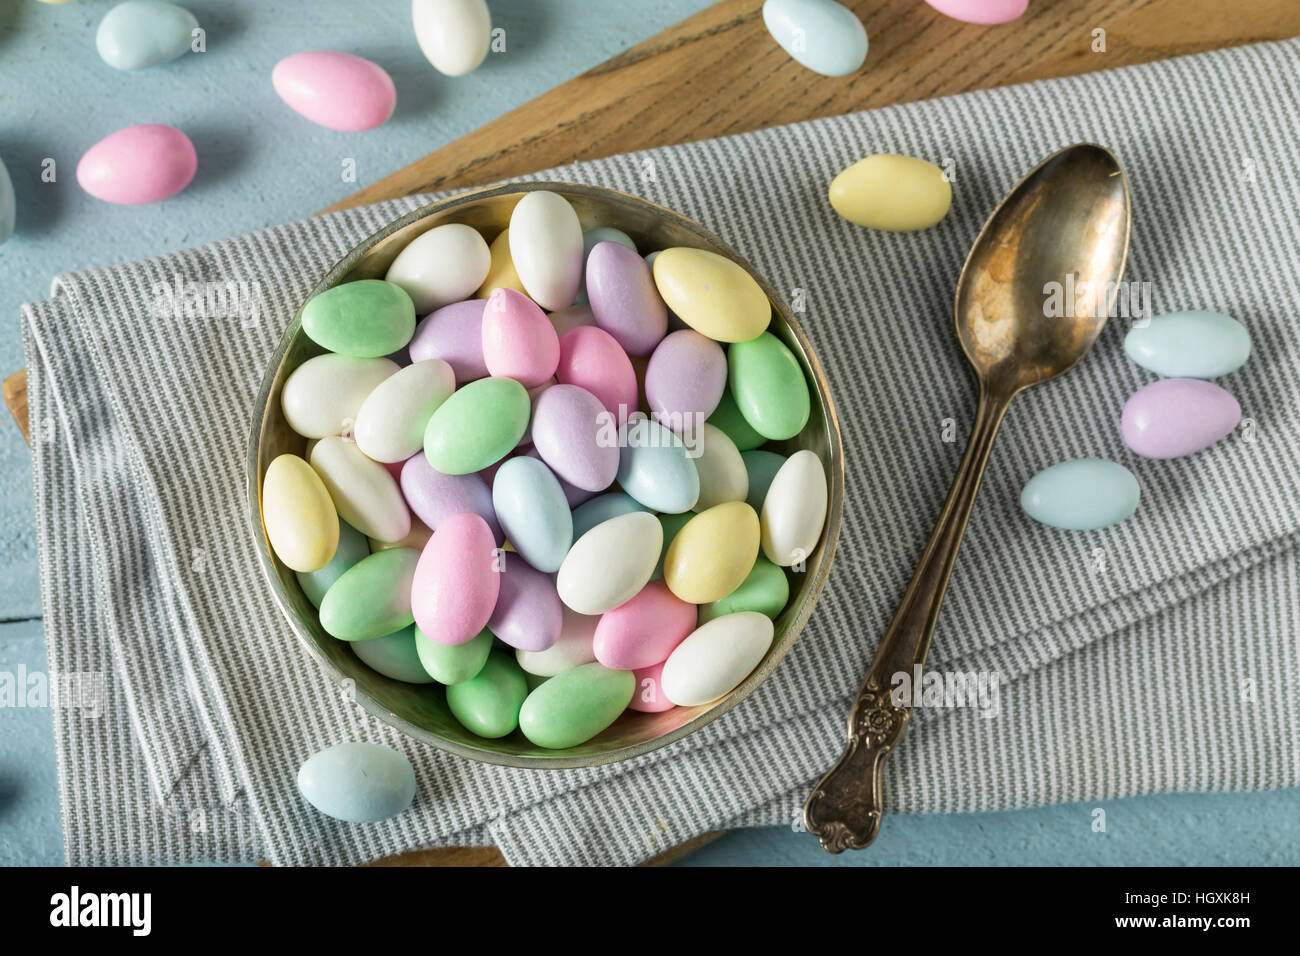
803;387;1012;852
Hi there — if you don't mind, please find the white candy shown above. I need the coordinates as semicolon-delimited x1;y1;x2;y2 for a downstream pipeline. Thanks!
515;605;598;677
760;449;828;567
691;423;748;511
661;612;775;706
412;0;492;77
556;511;661;615
354;359;455;463
384;222;491;314
509;191;584;311
281;354;398;440
310;436;411;542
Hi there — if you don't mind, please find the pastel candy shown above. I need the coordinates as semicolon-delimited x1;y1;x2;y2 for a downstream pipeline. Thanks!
556;326;638;423
663;501;761;604
96;1;197;70
698;556;790;623
728;332;811;440
409;299;490;384
272;51;396;131
385;223;491;314
351;625;436;684
593;580;697;670
262;453;339;573
652;248;770;343
354;359;455;463
742;450;786;512
571;492;646;541
557;511;662;615
416;625;492;684
446;651;528;738
760;449;828;566
586;241;668;356
491;456;573;573
708;388;766;452
423;377;530;474
515;605;598;677
488;556;563;651
509;191;584;311
645;330;727;432
412;0;492;76
281;354;398;439
297;742;415;823
1122;379;1242;459
77;124;196;205
482;288;561;387
923;0;1029;25
761;0;868;77
400;454;502;541
616;417;701;513
692;423;748;511
575;227;637;304
829;154;953;231
1123;311;1251;379
310;436;411;542
530;384;620;491
301;280;416;358
1020;459;1140;531
319;547;418;641
297;520;369;606
627;661;674;713
412;512;501;645
476;229;527;298
660;612;775;706
518;662;636;749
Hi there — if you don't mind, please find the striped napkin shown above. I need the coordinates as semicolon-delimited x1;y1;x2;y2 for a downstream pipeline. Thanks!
23;38;1300;866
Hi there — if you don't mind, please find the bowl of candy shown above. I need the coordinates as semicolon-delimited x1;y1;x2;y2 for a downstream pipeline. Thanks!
248;181;843;767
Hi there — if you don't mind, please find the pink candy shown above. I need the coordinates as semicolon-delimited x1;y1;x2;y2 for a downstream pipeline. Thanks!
411;513;499;645
77;124;197;205
482;289;561;388
593;581;697;670
556;326;638;424
272;51;396;132
923;0;1028;24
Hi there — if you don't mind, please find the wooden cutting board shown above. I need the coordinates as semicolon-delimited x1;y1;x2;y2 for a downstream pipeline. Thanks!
7;0;1298;864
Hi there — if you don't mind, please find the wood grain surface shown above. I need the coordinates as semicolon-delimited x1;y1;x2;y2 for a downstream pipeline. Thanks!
8;0;1297;866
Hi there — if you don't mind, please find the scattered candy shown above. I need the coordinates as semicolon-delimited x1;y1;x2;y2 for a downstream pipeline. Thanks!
828;153;953;231
1019;458;1140;531
96;1;198;71
77;123;197;205
413;0;492;77
1121;378;1242;459
923;0;1029;26
1123;310;1251;379
272;51;396;132
762;0;868;77
297;742;416;823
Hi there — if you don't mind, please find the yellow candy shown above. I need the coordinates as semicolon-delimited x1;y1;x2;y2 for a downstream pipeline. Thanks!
651;248;770;343
828;154;952;232
475;228;527;298
663;501;760;604
261;454;340;572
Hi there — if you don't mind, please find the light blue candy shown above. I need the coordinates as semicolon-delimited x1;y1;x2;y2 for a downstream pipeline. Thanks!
96;1;199;71
492;455;573;573
742;449;786;513
296;741;415;823
571;492;647;541
616;418;700;514
350;626;435;685
296;520;369;608
0;154;14;246
1123;310;1251;379
1020;459;1140;531
761;0;868;78
575;227;637;304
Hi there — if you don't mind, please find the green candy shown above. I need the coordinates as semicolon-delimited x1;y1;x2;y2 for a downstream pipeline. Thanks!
446;651;528;739
727;332;810;441
652;511;694;581
741;450;786;513
301;279;416;357
423;377;529;475
698;557;790;623
318;547;418;641
519;662;635;750
707;387;766;452
416;626;493;685
351;625;436;684
296;520;370;608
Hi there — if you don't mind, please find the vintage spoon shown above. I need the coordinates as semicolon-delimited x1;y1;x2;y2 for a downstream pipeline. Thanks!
803;143;1132;852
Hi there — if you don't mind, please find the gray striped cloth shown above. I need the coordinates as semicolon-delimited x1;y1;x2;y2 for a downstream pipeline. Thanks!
23;38;1300;866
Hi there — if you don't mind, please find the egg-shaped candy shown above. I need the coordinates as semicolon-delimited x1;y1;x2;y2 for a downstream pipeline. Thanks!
319;547;419;641
645;330;727;432
627;662;674;713
310;436;411;542
412;0;492;76
728;332;811;441
351;625;436;684
616;417;700;513
557;511;662;614
1121;379;1241;459
760;449;828;566
660;612;775;706
385;223;491;314
1019;459;1140;531
297;742;415;823
1123;310;1251;379
519;662;636;749
416;625;492;684
281;354;398;440
586;241;668;356
476;229;527;298
272;51;396;131
412;512;500;645
297;520;369;607
481;288;561;387
445;650;529;738
77;124;197;205
515;605;599;677
423;376;530;474
697;556;789;623
488;556;563;652
301;280;416;358
652;248;770;343
663;501;760;604
761;0;868;77
530;384;621;492
593;580;696;671
692;423;748;511
575;227;636;304
556;326;638;423
400;454;502;541
491;456;573;573
408;299;489;384
96;1;198;71
829;154;953;231
708;388;766;452
262;453;339;573
509;191;583;311
923;0;1029;25
354;359;455;463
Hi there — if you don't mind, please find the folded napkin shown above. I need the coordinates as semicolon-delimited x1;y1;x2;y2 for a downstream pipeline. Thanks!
25;38;1300;866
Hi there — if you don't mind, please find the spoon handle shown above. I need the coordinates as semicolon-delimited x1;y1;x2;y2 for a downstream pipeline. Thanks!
803;387;1011;852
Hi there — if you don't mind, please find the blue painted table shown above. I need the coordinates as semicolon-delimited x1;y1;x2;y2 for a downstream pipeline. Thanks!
0;0;1294;867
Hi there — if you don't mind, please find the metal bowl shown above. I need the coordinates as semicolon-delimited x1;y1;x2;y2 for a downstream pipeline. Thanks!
247;181;844;768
